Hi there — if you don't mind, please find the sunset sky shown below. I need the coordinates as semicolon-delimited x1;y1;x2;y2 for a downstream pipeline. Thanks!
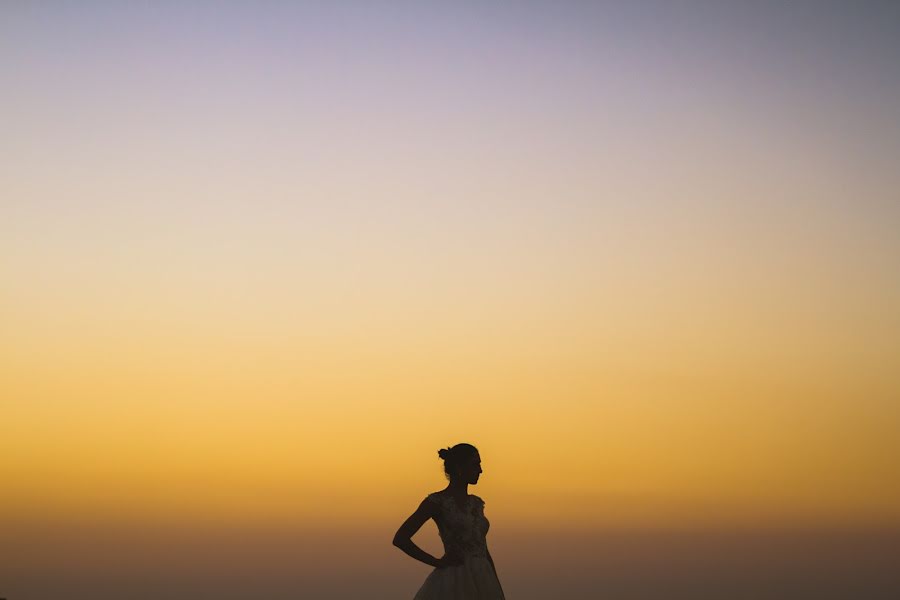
3;2;899;598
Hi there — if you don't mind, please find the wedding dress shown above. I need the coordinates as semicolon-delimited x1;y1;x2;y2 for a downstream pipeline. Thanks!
413;492;506;600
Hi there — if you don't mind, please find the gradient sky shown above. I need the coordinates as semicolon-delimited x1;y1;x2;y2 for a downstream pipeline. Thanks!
2;2;900;598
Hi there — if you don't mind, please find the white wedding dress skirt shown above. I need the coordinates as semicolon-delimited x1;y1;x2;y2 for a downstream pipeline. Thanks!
414;554;505;599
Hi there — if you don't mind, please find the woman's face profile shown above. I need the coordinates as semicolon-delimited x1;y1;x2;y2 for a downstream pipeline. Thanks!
457;452;483;484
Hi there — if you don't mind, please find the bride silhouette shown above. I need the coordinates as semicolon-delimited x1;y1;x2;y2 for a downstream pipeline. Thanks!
393;443;506;599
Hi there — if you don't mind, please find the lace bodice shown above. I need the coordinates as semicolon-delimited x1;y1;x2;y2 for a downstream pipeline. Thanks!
426;492;491;559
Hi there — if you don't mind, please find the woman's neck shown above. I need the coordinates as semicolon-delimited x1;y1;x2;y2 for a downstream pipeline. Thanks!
445;480;468;496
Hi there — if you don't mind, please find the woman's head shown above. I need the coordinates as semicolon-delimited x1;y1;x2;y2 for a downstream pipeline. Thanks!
438;443;482;483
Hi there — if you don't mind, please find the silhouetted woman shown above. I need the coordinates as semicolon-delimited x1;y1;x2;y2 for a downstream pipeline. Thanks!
393;443;506;599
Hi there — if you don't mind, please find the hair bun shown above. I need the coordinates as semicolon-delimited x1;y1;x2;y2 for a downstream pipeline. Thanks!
438;448;450;460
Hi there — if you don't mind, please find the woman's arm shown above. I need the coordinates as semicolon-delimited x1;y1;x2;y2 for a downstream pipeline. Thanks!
392;498;441;568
